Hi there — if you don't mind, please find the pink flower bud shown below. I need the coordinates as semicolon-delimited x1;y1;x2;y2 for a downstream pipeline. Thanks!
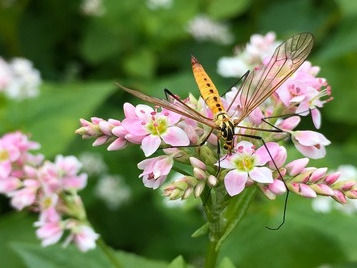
189;157;206;170
193;168;206;180
286;158;309;176
345;190;357;199
92;136;108;146
341;181;356;191
333;190;347;204
107;137;126;151
299;184;317;198
309;168;328;183
310;184;334;196
183;187;193;199
268;179;286;195
324;172;340;185
98;121;112;136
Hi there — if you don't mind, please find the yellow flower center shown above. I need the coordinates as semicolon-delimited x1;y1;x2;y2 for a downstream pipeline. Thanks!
0;149;9;161
233;154;255;172
146;117;168;136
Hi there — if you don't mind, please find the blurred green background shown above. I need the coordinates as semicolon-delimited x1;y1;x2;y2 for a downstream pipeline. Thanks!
1;0;357;267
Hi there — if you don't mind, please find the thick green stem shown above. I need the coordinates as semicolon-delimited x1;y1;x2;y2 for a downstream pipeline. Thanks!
204;239;219;268
97;237;122;268
202;186;257;268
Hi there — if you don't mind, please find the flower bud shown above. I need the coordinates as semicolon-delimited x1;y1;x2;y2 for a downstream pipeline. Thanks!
286;158;309;176
207;175;217;187
182;187;193;199
291;168;314;183
333;190;347;204
189;157;206;170
92;136;108;146
324;172;340;185
194;182;205;198
193;168;206;180
309;168;328;183
310;184;334;196
268;179;286;195
345;190;357;199
299;184;317;198
169;189;183;200
260;185;276;200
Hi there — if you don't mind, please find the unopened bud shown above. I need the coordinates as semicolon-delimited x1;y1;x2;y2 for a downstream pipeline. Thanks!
189;157;206;170
170;189;183;200
333;190;347;204
182;187;193;199
324;172;340;185
310;184;334;196
299;184;317;198
193;168;206;180
207;175;217;186
345;189;357;199
194;182;206;198
200;145;216;165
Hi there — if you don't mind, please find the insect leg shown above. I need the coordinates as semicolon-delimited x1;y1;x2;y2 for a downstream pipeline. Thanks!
221;70;250;97
235;133;289;230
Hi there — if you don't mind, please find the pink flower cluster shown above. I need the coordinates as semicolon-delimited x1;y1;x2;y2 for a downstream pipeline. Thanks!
76;32;357;211
0;131;98;252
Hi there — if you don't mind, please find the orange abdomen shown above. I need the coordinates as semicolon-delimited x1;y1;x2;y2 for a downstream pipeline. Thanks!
191;56;225;116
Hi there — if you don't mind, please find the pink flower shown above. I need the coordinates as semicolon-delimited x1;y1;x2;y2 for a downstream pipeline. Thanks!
286;158;310;176
221;141;273;196
122;104;189;156
36;221;64;247
292;131;330;159
255;142;287;169
72;225;99;252
137;155;173;189
8;179;40;210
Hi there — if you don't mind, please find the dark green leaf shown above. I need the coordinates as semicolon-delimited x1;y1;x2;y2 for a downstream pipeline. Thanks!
191;223;208;238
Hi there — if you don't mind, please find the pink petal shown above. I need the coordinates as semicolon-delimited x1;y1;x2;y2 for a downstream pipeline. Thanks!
311;108;321;129
249;167;273;183
224;170;248;196
235;141;255;154
294;131;330;146
162;109;181;125
141;135;161;157
135;104;154;120
162;126;189;146
123;102;136;119
279;116;301;130
122;118;147;136
268;179;286;195
255;142;279;165
294;143;326;159
108;137;127;151
219;155;235;169
249;107;263;125
112;126;127;137
286;158;309;176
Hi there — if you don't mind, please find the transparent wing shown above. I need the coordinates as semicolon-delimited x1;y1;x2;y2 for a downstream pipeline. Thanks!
116;83;217;128
234;32;314;124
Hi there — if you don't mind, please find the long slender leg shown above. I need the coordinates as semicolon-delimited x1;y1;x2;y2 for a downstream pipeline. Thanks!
235;133;289;230
160;128;214;150
221;70;250;97
216;137;221;176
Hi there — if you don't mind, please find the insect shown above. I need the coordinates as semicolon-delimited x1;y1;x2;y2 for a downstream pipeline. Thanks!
117;33;314;230
116;33;314;154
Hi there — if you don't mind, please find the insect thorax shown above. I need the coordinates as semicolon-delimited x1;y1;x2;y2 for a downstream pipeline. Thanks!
215;113;235;151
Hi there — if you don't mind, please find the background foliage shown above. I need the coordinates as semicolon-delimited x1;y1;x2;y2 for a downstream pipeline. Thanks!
0;0;357;267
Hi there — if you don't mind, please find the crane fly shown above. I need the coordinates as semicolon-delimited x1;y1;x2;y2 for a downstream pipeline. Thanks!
116;33;314;154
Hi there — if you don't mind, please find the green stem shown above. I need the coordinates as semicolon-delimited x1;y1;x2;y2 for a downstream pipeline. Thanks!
204;239;218;268
97;237;122;268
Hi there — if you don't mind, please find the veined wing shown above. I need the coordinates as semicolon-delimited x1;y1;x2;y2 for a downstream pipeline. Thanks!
233;32;314;124
116;83;217;128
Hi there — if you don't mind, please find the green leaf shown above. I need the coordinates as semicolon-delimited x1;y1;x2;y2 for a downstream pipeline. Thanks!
191;223;209;238
0;81;116;157
218;257;236;268
123;49;156;79
115;251;167;268
315;17;357;62
207;0;250;20
12;242;113;268
0;212;37;268
216;186;257;251
168;255;186;268
336;0;357;17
